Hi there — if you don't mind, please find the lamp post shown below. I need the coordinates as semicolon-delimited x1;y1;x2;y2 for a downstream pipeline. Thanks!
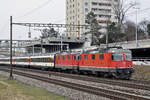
133;7;140;48
61;33;63;51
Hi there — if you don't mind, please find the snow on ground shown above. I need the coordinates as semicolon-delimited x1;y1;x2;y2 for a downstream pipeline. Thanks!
133;61;150;66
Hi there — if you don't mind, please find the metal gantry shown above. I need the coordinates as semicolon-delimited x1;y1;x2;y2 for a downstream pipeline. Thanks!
12;22;88;29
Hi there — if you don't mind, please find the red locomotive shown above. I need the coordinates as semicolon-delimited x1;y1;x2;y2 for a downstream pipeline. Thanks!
55;48;134;79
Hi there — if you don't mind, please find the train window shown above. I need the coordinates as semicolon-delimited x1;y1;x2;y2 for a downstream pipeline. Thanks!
48;58;50;62
41;58;43;62
79;56;81;60
100;54;104;60
39;58;41;62
67;55;70;60
125;54;132;61
91;55;95;60
46;58;48;62
112;53;123;61
74;55;79;60
74;56;76;60
47;58;49;62
63;56;65;60
84;55;88;60
58;56;60;60
45;58;47;62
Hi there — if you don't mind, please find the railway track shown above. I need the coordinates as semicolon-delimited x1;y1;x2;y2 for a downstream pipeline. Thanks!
4;66;150;91
0;68;150;100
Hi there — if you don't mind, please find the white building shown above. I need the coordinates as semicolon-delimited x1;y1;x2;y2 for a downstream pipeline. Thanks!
66;0;119;38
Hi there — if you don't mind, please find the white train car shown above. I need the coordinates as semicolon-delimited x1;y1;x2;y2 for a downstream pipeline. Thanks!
30;55;54;69
0;54;55;70
13;56;30;66
0;57;10;65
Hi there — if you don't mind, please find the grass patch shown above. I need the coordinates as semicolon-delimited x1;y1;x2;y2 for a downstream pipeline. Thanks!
0;77;68;100
0;83;7;90
132;65;150;80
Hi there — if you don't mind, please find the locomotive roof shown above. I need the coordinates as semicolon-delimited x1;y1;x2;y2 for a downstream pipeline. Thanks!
56;50;82;55
82;48;131;54
56;48;131;55
107;49;131;53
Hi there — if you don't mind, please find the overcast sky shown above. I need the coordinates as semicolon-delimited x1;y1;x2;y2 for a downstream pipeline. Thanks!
0;0;150;40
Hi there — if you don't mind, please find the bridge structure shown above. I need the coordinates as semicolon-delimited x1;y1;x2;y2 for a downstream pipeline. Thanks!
100;39;150;60
104;39;150;49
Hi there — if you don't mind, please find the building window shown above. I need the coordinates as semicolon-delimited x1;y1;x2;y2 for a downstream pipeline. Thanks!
99;3;111;6
85;2;88;6
92;2;97;6
85;8;88;12
99;15;111;18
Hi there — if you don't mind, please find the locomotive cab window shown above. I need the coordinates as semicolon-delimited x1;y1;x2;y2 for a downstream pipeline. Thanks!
125;54;132;61
100;54;104;60
112;53;123;61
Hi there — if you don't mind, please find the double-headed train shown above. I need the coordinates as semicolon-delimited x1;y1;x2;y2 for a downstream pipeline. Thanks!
0;48;134;79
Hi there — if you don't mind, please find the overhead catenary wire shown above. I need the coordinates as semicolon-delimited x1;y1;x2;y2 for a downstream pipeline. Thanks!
14;0;53;19
53;18;65;23
126;7;150;16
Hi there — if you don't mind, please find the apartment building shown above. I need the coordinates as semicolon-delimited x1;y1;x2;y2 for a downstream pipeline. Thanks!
66;0;119;38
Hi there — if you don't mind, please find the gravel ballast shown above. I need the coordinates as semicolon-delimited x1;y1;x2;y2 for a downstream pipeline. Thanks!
0;71;109;100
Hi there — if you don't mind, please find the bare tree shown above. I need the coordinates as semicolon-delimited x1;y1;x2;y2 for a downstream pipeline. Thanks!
112;0;136;26
124;20;136;41
147;24;150;36
138;20;150;35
